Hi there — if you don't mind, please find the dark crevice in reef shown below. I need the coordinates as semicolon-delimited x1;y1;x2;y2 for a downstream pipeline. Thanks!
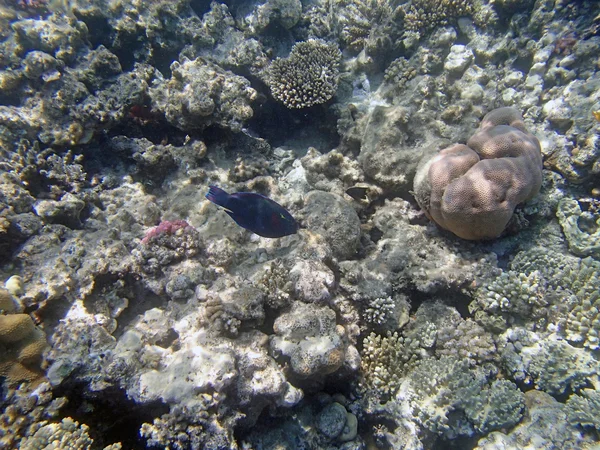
54;379;168;450
247;97;341;150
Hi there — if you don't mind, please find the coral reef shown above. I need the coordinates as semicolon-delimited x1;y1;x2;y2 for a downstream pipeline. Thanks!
1;0;599;448
566;388;600;431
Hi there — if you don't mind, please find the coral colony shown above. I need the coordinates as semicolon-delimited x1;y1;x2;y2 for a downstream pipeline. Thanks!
1;0;600;449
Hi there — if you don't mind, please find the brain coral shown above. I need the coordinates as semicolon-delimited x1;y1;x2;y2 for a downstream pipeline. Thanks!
414;107;543;240
268;39;341;109
0;310;47;384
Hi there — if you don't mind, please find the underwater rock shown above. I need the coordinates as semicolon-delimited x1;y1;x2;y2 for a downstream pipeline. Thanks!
302;190;361;260
150;57;256;132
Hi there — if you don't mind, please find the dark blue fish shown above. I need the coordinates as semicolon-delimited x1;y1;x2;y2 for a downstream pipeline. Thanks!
206;186;298;238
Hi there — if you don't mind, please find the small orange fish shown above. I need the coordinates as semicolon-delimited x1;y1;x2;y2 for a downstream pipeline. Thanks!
593;110;600;122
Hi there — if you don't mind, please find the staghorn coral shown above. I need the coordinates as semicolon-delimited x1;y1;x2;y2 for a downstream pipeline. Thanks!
268;39;341;109
404;0;475;34
414;107;543;240
557;197;600;258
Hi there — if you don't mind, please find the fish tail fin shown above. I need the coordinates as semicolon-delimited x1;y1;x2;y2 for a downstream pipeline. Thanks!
206;185;229;207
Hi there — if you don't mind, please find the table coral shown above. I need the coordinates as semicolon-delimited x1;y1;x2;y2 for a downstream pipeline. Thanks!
414;107;543;240
268;39;341;109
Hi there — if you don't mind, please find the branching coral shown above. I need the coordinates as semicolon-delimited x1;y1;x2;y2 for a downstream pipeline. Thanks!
566;388;600;431
0;382;67;448
561;257;600;349
404;0;475;34
19;417;95;450
407;356;524;438
523;337;598;395
338;0;397;52
268;39;341;109
360;331;413;399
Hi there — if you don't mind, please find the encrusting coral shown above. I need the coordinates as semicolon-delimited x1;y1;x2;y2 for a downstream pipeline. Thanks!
268;39;341;109
414;107;543;240
557;197;600;258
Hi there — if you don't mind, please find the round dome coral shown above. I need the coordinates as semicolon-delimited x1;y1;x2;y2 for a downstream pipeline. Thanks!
414;107;543;240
